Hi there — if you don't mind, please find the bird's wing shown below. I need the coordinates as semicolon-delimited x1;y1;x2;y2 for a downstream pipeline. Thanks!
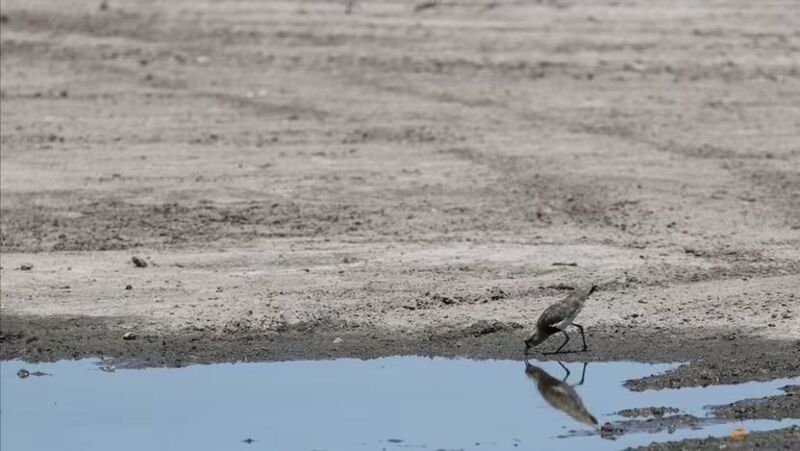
544;384;597;426
537;298;573;328
538;286;592;327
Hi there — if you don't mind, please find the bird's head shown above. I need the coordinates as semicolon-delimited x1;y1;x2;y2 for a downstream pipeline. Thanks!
524;330;550;353
524;361;547;380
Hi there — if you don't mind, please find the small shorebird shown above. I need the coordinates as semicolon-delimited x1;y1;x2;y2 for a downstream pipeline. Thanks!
524;360;597;426
524;283;597;355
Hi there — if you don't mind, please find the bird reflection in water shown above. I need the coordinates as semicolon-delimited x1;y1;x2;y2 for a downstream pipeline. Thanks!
524;360;598;427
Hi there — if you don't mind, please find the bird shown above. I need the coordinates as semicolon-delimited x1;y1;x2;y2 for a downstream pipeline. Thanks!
524;360;597;427
524;283;597;355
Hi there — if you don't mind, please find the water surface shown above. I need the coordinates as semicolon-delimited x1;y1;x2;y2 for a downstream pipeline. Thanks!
1;357;797;451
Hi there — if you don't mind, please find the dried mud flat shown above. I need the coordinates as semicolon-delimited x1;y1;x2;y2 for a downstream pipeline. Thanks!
1;0;799;448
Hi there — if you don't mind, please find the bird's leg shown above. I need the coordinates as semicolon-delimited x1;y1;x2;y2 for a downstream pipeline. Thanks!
543;329;570;355
555;329;571;353
572;362;588;387
573;323;587;351
556;360;570;382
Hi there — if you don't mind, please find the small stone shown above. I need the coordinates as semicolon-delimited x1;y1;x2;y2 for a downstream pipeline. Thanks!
131;256;148;268
18;264;33;271
17;369;30;379
125;284;133;290
122;332;137;340
332;337;343;344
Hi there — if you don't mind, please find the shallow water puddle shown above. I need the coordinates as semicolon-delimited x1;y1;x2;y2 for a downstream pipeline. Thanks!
1;357;797;451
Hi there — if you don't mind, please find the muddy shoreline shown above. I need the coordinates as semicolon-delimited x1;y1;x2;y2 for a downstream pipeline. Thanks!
711;385;800;421
2;314;798;392
4;313;798;449
602;388;800;444
631;425;800;451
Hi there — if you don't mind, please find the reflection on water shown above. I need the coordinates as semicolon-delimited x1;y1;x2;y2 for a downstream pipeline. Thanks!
1;357;797;451
524;360;598;427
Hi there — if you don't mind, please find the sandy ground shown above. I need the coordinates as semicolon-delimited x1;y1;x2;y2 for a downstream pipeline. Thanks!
1;0;799;379
2;2;799;447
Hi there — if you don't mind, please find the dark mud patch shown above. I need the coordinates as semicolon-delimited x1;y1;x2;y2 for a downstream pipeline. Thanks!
583;388;799;441
710;386;800;421
783;385;800;394
630;425;800;451
0;198;394;252
622;337;800;391
573;394;798;443
617;406;681;418
594;414;715;439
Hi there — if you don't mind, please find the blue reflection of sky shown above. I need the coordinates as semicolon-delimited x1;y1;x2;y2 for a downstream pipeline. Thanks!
1;358;797;451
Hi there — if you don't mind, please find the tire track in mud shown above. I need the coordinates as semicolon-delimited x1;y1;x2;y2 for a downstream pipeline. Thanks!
565;119;800;229
437;146;614;227
340;66;799;239
3;0;797;268
338;71;659;237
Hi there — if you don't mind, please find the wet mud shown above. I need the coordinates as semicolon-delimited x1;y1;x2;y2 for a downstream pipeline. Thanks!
711;385;800;421
2;314;798;392
631;425;800;451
